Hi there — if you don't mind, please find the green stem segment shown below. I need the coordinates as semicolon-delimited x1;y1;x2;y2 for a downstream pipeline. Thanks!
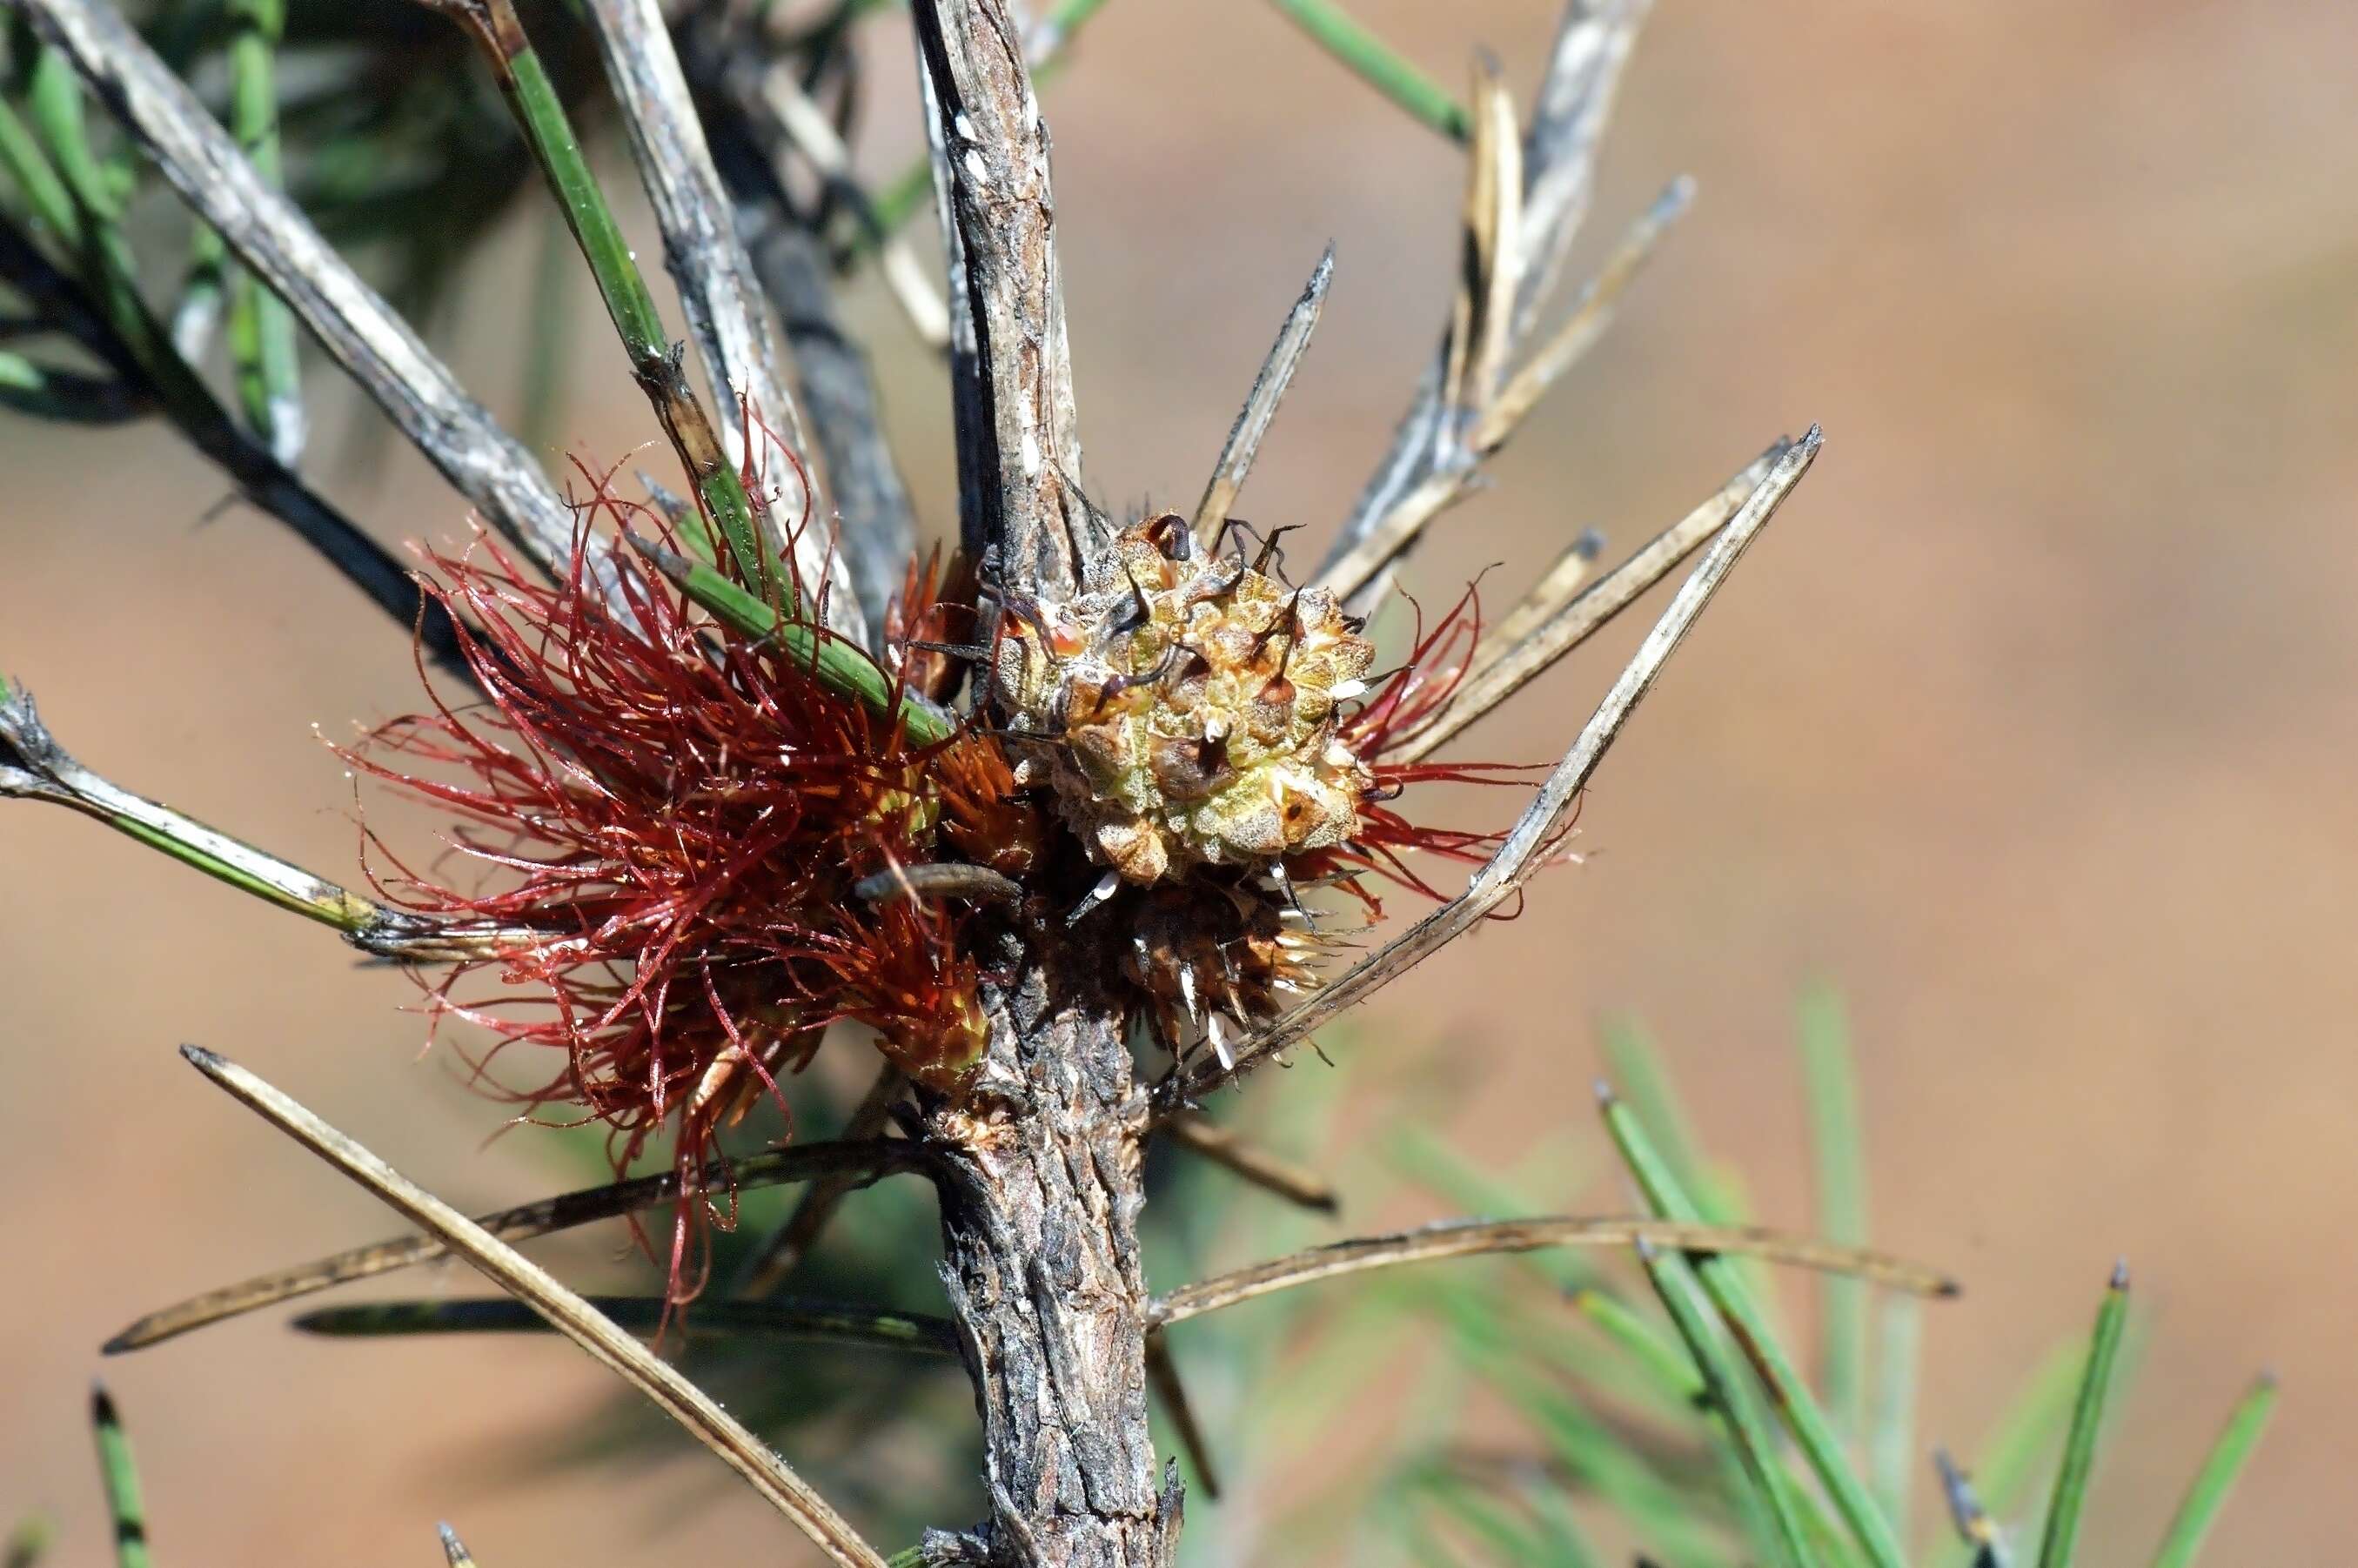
89;1387;151;1568
8;58;271;452
2037;1263;2133;1568
224;0;303;460
622;533;954;747
0;680;484;954
432;0;780;602
1601;1084;1910;1568
1630;1241;1813;1568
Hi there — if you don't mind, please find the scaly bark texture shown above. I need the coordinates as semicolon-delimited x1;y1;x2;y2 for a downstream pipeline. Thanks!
925;934;1177;1567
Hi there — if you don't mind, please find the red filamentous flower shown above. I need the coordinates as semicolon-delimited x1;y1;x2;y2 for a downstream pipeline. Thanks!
1313;583;1554;907
344;469;1028;1297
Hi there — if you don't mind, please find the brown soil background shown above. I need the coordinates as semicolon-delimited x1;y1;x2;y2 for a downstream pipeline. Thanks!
5;1;2355;1562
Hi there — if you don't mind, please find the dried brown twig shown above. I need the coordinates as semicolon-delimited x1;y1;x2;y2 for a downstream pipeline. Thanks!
732;1065;911;1297
1160;1115;1341;1215
1191;245;1335;547
1150;1210;1958;1329
1390;438;1791;765
1318;0;1663;608
179;1045;892;1568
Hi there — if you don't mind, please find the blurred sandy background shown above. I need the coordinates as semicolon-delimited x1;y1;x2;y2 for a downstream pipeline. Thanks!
6;0;2355;1561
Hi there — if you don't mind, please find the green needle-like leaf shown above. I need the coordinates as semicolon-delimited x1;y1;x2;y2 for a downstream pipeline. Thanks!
2036;1263;2133;1568
170;220;226;362
436;0;778;599
88;1386;151;1568
1267;0;1470;143
0;95;80;249
1602;1017;1734;1220
1568;1287;1702;1408
1633;1240;1812;1568
24;50;162;365
1799;983;1871;1444
1602;1084;1909;1568
1871;1293;1923;1534
2148;1373;2277;1568
5;1514;52;1568
0;346;143;419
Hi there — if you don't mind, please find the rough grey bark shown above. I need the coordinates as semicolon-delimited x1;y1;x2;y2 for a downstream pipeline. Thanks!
902;3;1171;1561
922;941;1177;1567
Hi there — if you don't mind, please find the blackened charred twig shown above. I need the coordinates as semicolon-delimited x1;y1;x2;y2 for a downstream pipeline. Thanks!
1172;430;1819;1100
103;1138;930;1354
1190;245;1334;547
179;1045;892;1568
1161;1114;1341;1215
693;44;920;643
294;1295;960;1357
13;0;585;581
1149;1210;1958;1329
0;185;465;667
1143;1332;1223;1500
732;1065;911;1298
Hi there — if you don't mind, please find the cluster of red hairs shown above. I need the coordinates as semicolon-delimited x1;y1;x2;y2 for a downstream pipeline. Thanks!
1315;584;1545;906
346;468;1028;1297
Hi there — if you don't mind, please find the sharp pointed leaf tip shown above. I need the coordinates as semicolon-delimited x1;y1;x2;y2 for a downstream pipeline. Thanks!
2110;1256;2131;1290
619;530;689;575
179;1042;224;1071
